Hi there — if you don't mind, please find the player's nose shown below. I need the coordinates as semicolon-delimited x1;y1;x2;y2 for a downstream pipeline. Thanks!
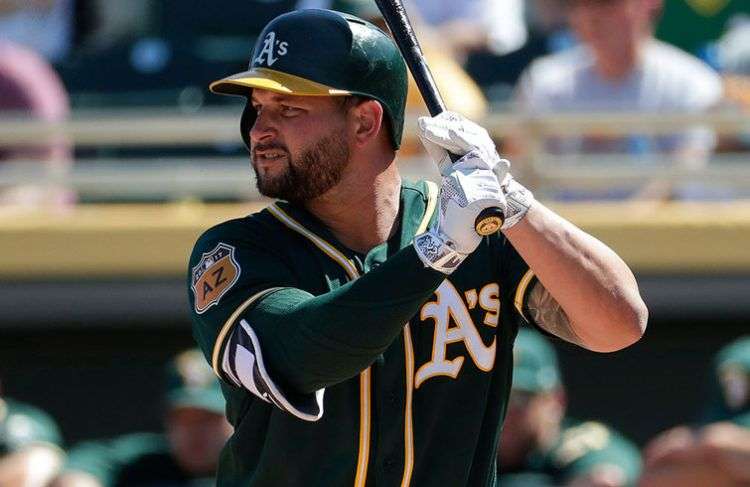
249;110;278;144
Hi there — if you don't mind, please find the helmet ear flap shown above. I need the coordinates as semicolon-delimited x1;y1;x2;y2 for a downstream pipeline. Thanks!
240;100;256;152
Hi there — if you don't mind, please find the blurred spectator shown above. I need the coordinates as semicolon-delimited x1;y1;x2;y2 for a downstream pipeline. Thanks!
50;349;231;487
655;0;750;62
499;329;641;486
0;0;75;63
716;15;750;75
714;17;750;153
0;380;64;487
704;336;750;423
512;0;723;200
466;0;576;101
0;41;74;207
639;336;750;487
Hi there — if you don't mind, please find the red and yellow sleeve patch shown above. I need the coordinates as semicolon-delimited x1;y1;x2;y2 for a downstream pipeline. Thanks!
191;243;241;314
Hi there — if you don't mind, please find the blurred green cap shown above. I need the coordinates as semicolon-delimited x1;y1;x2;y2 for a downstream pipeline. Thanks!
512;329;562;393
165;349;225;414
716;336;750;412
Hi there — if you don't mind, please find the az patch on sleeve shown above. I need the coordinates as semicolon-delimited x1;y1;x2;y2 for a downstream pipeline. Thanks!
192;243;241;314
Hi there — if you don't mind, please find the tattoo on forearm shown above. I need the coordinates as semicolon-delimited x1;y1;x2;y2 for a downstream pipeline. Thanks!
527;282;583;345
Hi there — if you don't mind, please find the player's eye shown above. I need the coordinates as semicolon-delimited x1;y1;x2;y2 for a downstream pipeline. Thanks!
280;105;303;117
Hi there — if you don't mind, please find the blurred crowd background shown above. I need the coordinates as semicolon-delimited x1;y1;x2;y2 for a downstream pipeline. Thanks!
1;0;749;486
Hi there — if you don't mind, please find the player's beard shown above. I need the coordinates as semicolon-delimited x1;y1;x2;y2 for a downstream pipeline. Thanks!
252;131;349;203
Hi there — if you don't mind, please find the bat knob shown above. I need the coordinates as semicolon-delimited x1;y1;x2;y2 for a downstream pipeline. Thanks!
474;207;504;236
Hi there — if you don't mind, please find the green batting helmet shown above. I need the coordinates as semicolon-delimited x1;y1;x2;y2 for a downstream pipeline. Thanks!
210;9;408;150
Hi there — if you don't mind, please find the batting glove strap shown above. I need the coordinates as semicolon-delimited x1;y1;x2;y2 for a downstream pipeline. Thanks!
500;178;535;230
413;229;468;275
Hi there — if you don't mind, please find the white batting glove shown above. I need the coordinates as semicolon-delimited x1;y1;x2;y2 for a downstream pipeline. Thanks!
419;112;535;231
417;111;507;179
413;151;504;274
413;112;535;274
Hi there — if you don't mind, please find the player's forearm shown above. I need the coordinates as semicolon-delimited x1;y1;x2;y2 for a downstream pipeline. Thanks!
249;245;445;393
503;203;647;352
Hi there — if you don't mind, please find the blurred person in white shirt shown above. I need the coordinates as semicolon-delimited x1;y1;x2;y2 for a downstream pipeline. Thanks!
511;0;724;200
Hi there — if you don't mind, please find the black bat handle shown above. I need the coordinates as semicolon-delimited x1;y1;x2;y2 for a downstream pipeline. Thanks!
374;0;504;235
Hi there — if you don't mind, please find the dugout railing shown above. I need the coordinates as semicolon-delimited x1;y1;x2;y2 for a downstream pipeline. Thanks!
1;108;750;201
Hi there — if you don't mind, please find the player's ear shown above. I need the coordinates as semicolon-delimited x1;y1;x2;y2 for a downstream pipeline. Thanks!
350;98;384;147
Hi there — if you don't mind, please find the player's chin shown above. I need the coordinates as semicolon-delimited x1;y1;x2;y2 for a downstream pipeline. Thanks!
255;173;294;200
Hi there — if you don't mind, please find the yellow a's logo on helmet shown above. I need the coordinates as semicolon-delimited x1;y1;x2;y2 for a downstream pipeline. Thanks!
254;31;289;67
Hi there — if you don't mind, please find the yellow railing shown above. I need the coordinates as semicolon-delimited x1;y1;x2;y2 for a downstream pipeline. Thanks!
2;200;750;279
0;107;749;200
0;108;748;145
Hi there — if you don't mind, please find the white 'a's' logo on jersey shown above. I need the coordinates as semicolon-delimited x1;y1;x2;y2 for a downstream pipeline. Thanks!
254;31;289;67
415;280;501;388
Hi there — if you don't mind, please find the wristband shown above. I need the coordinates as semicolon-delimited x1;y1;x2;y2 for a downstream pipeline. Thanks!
501;178;534;230
413;230;467;275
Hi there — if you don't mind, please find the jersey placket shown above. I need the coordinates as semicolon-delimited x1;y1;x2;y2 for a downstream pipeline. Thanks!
266;180;438;487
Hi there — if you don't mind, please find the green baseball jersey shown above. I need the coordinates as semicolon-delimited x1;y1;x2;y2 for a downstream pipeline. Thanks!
64;432;214;487
0;398;62;456
501;419;642;486
189;180;537;487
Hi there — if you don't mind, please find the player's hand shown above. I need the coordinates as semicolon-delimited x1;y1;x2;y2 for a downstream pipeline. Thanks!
417;112;534;233
417;111;508;181
413;151;506;274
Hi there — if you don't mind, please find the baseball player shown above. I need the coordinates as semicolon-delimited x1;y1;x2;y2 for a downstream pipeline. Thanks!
499;329;641;487
188;9;647;486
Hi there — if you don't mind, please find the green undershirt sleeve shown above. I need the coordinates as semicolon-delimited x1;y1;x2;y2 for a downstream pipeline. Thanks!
246;245;444;393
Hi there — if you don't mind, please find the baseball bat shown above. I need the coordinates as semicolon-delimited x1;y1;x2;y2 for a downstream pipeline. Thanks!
373;0;505;236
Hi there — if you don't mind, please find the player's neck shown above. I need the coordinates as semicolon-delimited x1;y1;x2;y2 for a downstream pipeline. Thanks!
305;155;401;254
